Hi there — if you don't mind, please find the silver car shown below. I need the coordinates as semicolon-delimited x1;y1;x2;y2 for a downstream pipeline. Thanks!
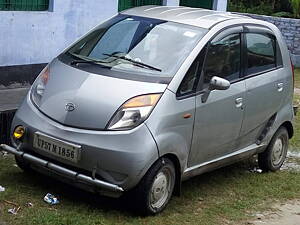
1;6;294;215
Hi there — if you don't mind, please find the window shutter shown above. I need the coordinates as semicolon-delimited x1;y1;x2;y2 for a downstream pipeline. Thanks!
119;0;163;11
180;0;213;9
0;0;49;11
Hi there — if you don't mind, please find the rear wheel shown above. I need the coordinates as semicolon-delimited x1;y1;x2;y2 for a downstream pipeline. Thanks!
258;127;289;172
133;158;175;215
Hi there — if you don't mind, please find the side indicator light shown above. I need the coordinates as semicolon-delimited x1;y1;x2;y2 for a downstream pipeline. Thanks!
183;113;192;119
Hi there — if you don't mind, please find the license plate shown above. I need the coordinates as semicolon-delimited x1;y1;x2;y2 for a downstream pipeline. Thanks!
33;132;81;163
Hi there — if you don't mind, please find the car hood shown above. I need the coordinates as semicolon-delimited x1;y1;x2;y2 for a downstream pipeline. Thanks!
37;59;167;130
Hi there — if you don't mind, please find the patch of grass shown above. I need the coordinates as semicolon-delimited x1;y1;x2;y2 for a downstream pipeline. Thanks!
1;155;300;225
291;68;300;149
0;69;300;225
294;68;300;89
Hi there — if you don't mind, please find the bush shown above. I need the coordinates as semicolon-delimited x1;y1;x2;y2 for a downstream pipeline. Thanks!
228;0;296;18
272;11;294;17
290;0;300;18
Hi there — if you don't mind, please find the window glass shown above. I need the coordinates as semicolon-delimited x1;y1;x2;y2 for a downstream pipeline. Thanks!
178;47;207;97
246;33;276;75
67;15;207;78
202;33;241;88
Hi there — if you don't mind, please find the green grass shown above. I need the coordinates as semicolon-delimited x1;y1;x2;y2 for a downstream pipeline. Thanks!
294;68;300;89
0;69;300;225
1;156;300;225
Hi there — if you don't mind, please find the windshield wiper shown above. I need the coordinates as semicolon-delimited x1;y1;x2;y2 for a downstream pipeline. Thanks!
70;58;108;66
103;53;162;72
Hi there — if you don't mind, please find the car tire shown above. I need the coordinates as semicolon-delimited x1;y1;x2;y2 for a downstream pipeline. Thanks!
258;127;289;172
15;156;32;172
133;158;176;216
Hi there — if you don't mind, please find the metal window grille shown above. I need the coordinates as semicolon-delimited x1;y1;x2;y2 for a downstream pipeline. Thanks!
0;110;16;145
118;0;163;11
180;0;213;9
0;0;49;11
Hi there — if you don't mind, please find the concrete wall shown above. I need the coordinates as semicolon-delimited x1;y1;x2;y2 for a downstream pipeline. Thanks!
0;0;228;68
0;0;119;67
241;13;300;67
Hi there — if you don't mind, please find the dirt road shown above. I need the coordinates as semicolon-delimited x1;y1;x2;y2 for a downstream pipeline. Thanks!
248;200;300;225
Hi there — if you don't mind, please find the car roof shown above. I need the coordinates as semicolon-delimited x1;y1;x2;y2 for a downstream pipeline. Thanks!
122;6;250;29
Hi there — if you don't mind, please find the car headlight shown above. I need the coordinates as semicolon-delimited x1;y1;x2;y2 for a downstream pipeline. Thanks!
107;93;162;130
30;66;50;107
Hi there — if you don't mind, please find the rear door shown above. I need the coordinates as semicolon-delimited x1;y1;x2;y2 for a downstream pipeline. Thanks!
188;29;246;167
239;26;285;147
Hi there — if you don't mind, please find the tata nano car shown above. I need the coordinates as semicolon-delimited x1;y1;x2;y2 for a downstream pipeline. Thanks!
1;6;294;215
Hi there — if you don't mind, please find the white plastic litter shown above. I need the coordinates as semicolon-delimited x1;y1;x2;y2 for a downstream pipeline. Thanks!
0;185;5;192
8;207;20;215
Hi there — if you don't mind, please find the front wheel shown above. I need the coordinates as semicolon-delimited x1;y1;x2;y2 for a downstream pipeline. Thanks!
258;127;289;172
133;158;176;215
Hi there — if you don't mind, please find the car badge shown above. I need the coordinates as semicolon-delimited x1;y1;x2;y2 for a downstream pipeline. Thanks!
65;103;76;112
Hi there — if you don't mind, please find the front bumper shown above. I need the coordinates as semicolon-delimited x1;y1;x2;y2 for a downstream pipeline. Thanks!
1;144;124;196
8;94;159;194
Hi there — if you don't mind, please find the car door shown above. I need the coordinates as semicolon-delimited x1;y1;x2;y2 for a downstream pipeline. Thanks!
188;30;246;167
239;27;285;147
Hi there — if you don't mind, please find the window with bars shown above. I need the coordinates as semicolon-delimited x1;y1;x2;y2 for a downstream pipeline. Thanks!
0;0;49;11
180;0;213;9
118;0;163;12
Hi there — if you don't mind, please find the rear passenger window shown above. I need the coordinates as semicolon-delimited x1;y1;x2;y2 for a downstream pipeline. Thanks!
246;33;276;75
202;33;241;88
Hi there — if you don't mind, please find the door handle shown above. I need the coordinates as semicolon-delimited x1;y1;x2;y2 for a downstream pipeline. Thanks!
235;98;243;108
277;83;283;92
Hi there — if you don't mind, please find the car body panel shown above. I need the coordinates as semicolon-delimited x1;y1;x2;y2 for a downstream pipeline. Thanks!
37;59;167;130
12;94;159;190
188;81;246;167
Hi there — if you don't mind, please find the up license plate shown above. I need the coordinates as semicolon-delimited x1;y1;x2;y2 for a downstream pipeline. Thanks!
33;132;81;163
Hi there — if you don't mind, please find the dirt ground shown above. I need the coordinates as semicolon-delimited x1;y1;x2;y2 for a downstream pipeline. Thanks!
247;200;300;225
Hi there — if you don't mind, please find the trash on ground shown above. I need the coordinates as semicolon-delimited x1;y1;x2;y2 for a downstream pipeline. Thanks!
44;193;59;205
0;185;5;192
249;167;263;173
8;207;20;215
0;151;8;157
25;202;34;207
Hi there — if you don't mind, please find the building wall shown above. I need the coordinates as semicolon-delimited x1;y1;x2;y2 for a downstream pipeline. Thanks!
0;0;228;68
0;0;119;67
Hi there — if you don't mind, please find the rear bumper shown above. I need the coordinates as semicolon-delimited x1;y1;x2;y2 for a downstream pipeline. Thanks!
1;144;124;196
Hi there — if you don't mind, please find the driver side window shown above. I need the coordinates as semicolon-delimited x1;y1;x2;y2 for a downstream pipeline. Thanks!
202;33;241;89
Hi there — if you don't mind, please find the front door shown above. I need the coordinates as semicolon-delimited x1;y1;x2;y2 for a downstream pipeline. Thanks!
188;32;245;167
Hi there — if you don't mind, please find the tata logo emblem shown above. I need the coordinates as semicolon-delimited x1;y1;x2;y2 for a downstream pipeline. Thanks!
65;103;76;112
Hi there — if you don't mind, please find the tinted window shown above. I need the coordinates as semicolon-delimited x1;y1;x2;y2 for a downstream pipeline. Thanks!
246;33;276;75
202;33;241;88
177;47;206;97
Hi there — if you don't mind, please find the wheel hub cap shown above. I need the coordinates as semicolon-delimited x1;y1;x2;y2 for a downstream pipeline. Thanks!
150;170;171;209
272;137;284;165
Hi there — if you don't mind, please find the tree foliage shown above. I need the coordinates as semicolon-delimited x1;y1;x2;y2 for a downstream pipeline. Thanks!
290;0;300;17
228;0;297;18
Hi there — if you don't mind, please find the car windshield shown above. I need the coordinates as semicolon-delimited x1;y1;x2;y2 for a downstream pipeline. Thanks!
66;15;207;77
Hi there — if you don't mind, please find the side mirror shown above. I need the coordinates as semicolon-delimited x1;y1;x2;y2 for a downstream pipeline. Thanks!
209;76;230;91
